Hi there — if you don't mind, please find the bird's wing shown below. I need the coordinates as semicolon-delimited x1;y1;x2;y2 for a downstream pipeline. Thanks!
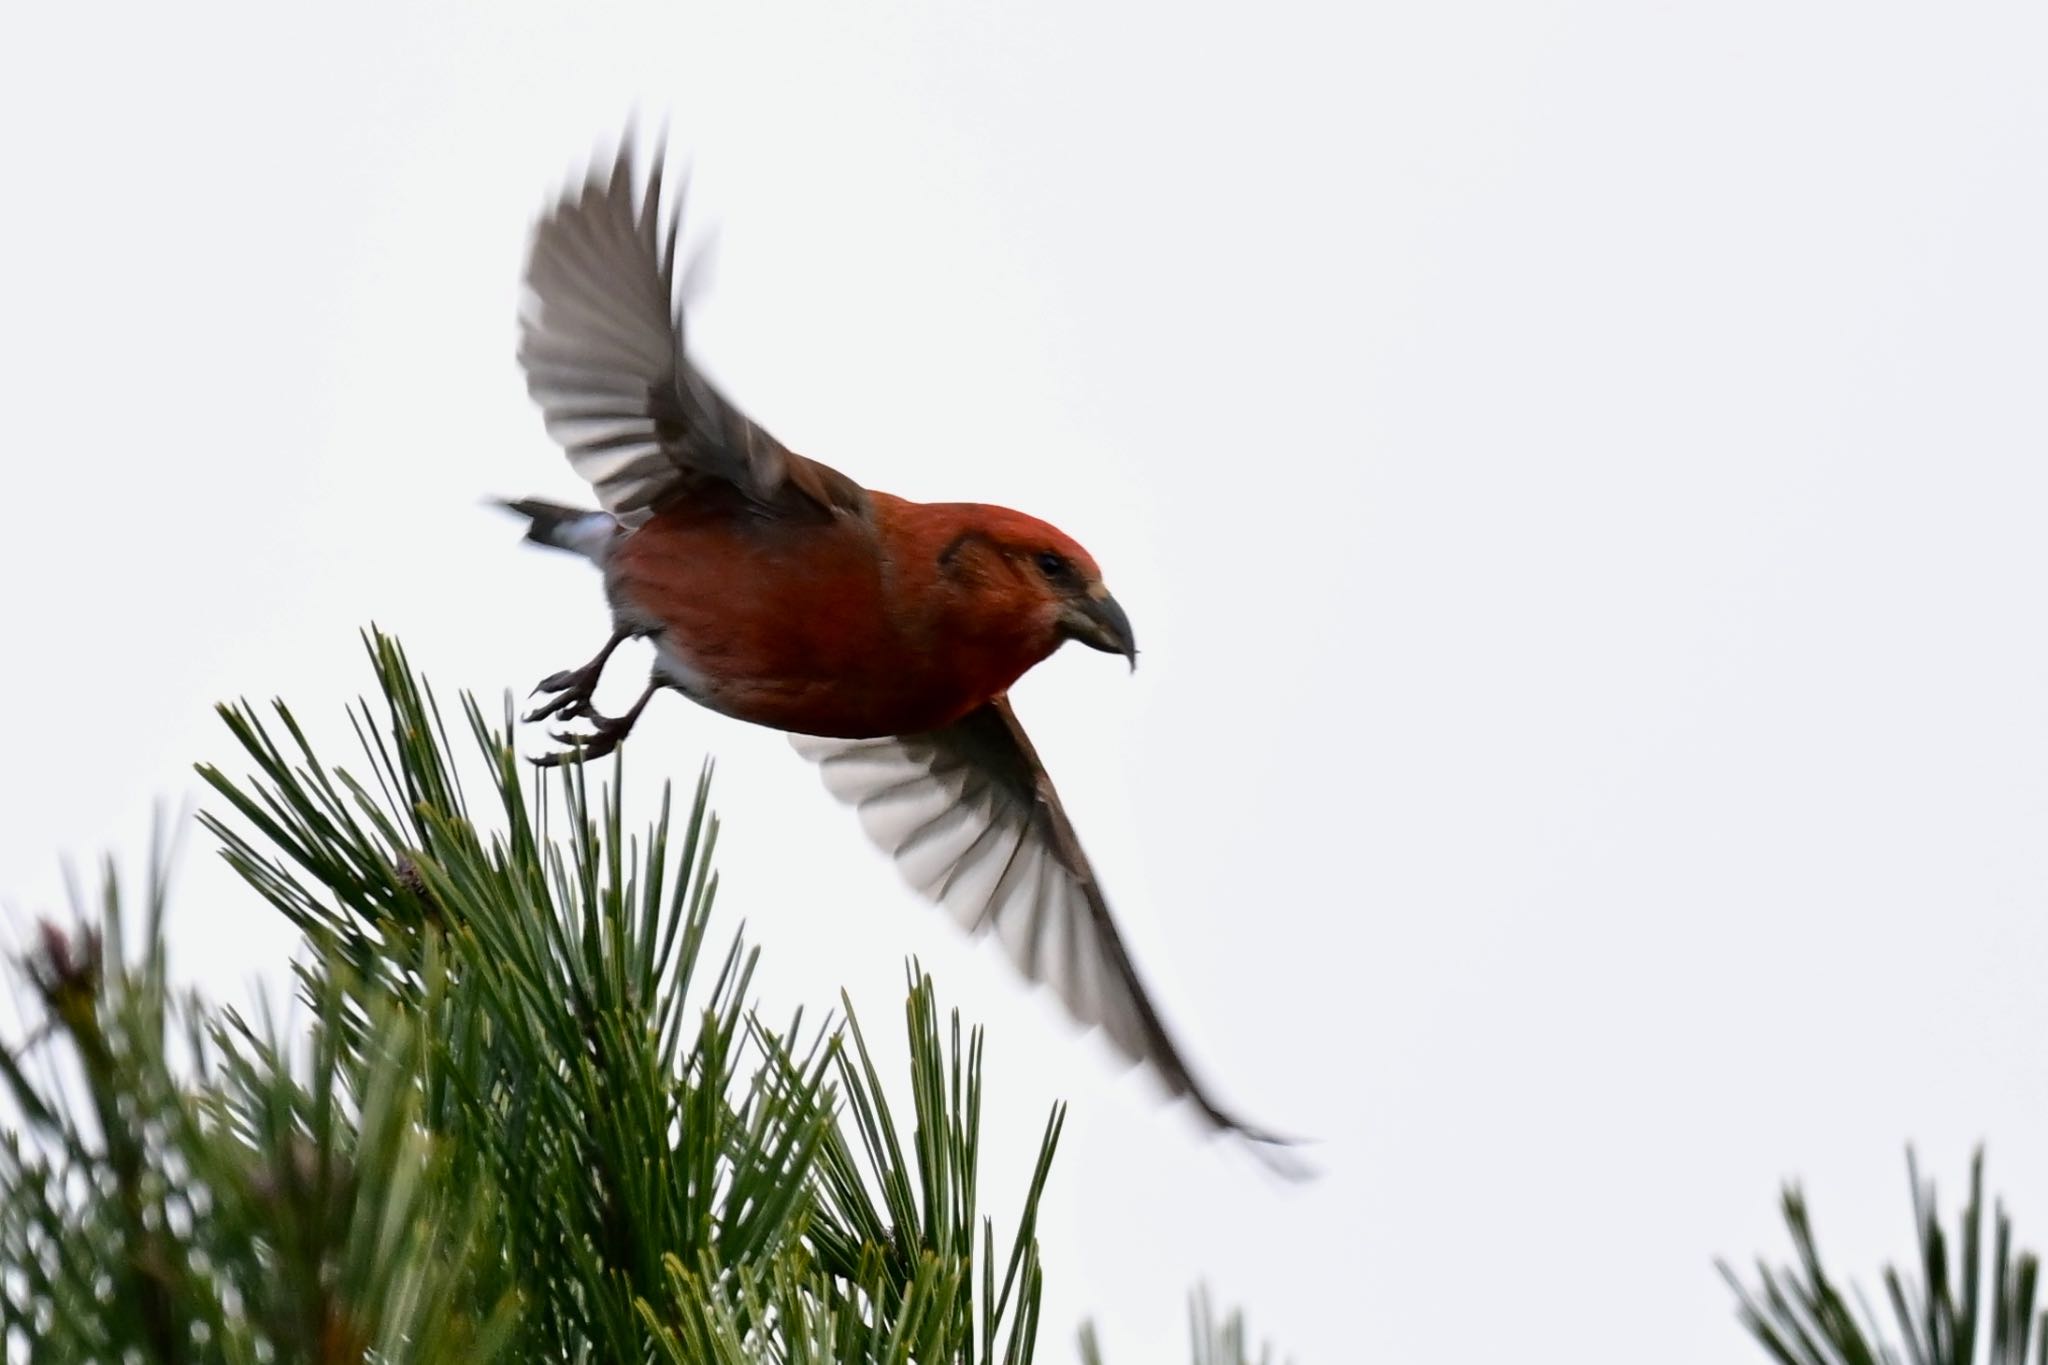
791;699;1303;1169
518;133;868;529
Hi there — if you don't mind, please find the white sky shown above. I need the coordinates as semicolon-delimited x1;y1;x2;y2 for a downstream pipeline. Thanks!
5;2;2048;1359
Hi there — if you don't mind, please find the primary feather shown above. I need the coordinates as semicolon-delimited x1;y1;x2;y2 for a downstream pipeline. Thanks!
792;702;1297;1152
518;137;864;526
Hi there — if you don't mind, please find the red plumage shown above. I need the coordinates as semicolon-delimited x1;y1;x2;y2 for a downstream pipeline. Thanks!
505;133;1299;1173
607;493;1103;738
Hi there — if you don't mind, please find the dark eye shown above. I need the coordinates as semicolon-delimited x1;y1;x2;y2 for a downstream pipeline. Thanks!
1034;550;1072;581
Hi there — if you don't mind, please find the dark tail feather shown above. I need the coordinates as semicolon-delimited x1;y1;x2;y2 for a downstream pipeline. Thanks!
494;497;617;560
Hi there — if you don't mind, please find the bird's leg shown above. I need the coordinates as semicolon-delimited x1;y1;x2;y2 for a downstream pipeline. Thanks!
533;672;664;767
524;626;633;725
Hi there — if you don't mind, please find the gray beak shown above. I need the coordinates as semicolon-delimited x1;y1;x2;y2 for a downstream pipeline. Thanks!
1062;591;1138;671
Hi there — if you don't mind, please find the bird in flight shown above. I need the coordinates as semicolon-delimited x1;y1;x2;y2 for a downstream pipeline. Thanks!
504;133;1299;1171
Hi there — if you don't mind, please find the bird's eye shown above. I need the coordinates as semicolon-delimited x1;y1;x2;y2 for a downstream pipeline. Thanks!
1034;550;1071;581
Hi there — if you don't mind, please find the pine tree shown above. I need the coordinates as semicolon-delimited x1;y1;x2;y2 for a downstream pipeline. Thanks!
0;631;1286;1364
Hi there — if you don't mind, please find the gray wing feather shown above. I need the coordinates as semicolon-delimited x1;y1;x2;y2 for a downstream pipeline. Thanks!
791;699;1304;1169
517;133;790;526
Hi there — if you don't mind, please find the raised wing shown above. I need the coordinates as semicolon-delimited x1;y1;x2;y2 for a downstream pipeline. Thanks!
518;133;866;528
792;699;1303;1171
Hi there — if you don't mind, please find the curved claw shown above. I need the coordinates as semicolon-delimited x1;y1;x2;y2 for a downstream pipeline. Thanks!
551;725;618;749
530;727;622;767
532;668;581;695
524;695;571;724
524;693;598;726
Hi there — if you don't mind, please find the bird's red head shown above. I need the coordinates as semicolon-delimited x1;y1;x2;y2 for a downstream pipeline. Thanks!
907;501;1139;689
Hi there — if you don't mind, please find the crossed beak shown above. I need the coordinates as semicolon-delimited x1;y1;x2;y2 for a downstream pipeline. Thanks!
1061;588;1138;671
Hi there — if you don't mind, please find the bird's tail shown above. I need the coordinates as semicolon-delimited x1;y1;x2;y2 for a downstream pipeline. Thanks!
496;498;619;563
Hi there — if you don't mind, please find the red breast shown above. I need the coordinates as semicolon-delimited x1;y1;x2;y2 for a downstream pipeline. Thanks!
605;490;1086;738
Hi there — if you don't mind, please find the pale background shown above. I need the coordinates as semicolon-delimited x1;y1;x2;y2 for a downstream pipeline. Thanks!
4;2;2047;1360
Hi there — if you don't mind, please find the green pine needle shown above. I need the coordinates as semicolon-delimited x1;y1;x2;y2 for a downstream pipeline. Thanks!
1724;1149;2048;1365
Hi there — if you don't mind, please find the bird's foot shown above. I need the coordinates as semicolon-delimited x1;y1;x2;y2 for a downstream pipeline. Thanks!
531;710;636;767
530;675;660;768
524;668;601;725
524;628;633;725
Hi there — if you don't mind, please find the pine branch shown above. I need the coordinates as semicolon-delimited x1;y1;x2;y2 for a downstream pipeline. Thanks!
1724;1149;2048;1365
2;628;1286;1363
0;860;516;1363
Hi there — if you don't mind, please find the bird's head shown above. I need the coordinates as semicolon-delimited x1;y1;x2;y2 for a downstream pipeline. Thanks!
931;505;1138;672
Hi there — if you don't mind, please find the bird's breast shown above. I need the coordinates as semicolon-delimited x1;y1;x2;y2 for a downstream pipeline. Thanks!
605;503;1031;738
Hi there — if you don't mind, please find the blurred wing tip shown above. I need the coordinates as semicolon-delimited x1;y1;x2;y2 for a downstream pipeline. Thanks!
1178;1094;1318;1180
786;718;1314;1178
534;122;690;249
1215;1113;1313;1152
1238;1133;1321;1183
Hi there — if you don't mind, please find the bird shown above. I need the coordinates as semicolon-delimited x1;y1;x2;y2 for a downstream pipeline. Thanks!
502;132;1300;1172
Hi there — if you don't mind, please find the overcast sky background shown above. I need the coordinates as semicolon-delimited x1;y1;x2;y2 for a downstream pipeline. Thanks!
5;2;2048;1359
